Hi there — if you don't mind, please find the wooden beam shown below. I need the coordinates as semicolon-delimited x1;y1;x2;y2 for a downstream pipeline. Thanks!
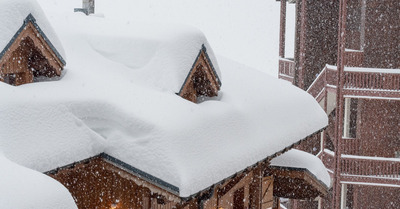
279;0;287;58
332;0;348;208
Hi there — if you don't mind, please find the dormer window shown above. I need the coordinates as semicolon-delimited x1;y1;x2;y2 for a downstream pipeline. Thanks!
178;45;221;103
0;14;65;86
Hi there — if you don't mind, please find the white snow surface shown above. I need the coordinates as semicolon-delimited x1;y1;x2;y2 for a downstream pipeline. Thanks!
271;149;331;187
0;153;77;208
0;0;328;198
37;0;296;77
0;0;65;59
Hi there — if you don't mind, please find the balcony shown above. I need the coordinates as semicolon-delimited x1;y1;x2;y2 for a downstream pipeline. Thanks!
321;149;400;186
307;65;400;101
343;67;400;98
278;58;295;84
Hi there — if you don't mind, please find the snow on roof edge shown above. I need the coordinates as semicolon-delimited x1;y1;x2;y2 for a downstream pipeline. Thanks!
45;153;180;195
181;126;326;199
271;149;331;188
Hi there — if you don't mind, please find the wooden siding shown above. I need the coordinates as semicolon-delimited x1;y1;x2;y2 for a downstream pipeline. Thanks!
49;158;180;209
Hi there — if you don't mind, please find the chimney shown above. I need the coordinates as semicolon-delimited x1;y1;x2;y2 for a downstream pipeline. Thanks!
83;0;95;15
74;0;94;15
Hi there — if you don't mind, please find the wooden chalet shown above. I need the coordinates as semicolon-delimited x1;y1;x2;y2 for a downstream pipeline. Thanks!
277;0;400;208
46;135;328;209
0;14;65;86
178;45;221;103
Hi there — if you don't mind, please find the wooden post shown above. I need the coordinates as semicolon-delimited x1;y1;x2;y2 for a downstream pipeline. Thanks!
279;0;287;58
249;164;263;209
332;0;348;208
340;183;347;209
297;0;307;90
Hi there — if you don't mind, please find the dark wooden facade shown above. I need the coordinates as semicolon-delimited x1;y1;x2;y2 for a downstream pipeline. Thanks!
0;14;65;86
47;149;327;209
48;154;181;209
277;0;400;208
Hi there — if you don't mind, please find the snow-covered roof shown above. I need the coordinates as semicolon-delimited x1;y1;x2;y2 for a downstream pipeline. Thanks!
0;0;328;199
271;149;331;187
0;0;66;63
0;153;77;209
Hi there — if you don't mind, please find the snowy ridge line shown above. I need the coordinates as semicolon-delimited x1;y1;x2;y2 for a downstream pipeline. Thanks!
269;165;329;189
0;13;65;65
182;127;327;200
44;153;180;195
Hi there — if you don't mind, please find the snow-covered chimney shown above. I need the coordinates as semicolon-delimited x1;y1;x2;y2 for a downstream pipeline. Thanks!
83;0;95;15
74;0;94;15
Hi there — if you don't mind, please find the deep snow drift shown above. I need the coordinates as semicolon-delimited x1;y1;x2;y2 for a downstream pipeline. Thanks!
0;0;328;200
0;153;78;208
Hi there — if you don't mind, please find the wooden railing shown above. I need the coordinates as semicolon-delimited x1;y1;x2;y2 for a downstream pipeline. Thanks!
345;49;364;67
341;155;400;178
307;65;400;99
322;149;400;179
321;149;335;172
343;69;400;91
278;58;295;84
307;65;337;99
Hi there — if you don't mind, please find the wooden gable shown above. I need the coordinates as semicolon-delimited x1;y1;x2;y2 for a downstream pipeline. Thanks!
179;46;221;103
46;153;180;209
0;14;65;86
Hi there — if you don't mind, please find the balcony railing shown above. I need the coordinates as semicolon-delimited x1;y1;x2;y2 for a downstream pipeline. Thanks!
306;65;337;100
341;155;400;178
321;149;400;185
278;58;295;84
307;65;400;100
344;68;400;91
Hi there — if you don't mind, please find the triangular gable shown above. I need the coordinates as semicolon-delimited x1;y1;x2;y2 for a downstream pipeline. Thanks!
0;14;65;85
178;45;222;103
46;153;180;208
